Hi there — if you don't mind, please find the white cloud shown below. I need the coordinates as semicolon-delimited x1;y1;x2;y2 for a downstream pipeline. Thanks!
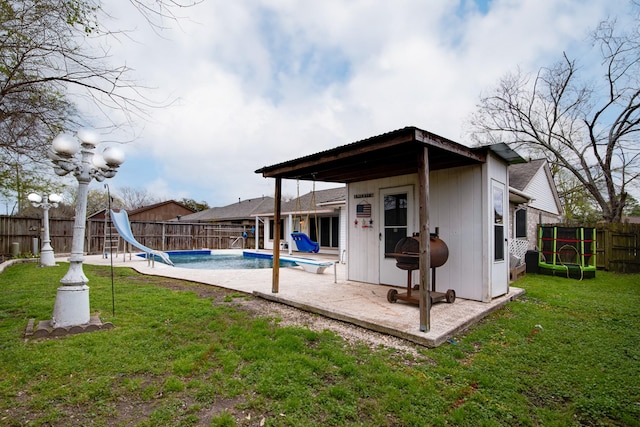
84;0;628;205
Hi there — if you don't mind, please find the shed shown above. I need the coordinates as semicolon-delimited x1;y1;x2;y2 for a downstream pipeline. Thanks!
256;126;525;332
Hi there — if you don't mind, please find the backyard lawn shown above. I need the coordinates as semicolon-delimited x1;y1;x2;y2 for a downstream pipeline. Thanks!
0;262;638;426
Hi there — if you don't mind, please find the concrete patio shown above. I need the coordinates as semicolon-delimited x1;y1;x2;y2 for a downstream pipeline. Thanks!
76;251;524;347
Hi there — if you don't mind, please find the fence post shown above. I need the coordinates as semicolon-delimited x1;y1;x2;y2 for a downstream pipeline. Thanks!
162;222;166;251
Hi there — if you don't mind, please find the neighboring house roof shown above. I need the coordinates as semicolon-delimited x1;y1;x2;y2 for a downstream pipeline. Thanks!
126;200;195;217
88;200;195;220
621;216;640;224
278;187;346;216
178;187;347;222
510;159;545;191
177;196;274;222
509;159;563;216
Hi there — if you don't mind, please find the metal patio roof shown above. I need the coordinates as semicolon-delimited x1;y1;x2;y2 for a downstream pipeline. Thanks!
255;126;525;183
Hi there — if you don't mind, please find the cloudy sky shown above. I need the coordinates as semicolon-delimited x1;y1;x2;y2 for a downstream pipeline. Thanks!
89;0;630;206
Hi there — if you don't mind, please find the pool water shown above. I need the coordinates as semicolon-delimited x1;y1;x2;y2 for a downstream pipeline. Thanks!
150;251;298;270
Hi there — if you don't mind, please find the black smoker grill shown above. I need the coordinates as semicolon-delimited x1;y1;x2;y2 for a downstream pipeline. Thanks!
386;232;455;305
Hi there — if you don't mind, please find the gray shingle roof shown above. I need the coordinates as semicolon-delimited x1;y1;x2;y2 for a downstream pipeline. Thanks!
509;159;546;191
176;187;347;222
280;187;346;214
177;196;274;222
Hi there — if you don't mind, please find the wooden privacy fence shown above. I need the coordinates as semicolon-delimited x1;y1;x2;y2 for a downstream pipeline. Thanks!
0;216;76;257
1;216;260;259
3;215;637;272
592;222;640;273
538;222;639;273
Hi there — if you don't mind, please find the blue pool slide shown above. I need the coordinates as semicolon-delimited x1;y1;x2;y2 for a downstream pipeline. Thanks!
109;209;174;266
290;232;320;253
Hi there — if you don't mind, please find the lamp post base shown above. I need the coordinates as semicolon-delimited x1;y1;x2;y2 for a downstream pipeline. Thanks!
40;247;57;267
51;285;90;328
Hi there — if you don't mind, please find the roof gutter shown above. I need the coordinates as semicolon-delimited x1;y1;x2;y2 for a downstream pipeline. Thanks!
251;208;336;218
509;186;535;203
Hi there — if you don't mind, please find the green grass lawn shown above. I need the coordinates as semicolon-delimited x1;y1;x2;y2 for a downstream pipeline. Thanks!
0;262;638;427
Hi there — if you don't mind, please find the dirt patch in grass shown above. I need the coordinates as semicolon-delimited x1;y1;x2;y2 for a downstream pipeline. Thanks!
156;275;427;356
94;271;427;357
150;277;233;300
111;271;427;357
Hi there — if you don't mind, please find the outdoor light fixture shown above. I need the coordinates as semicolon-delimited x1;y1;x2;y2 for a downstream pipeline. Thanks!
47;129;124;328
27;192;62;267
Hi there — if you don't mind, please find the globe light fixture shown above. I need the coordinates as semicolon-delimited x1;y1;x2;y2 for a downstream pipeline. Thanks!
48;129;124;328
28;192;62;267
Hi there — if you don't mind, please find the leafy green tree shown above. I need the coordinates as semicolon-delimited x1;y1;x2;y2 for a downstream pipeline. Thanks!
3;154;66;215
79;188;124;217
469;5;640;223
179;198;210;212
555;169;602;224
623;195;640;216
1;1;107;164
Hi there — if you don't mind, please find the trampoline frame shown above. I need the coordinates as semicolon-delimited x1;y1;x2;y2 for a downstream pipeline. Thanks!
537;226;596;279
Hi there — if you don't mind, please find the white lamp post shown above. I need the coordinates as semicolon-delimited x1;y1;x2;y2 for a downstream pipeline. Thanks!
27;192;63;267
48;129;124;328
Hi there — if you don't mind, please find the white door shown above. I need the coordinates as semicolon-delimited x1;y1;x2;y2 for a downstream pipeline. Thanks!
491;180;509;297
379;185;414;286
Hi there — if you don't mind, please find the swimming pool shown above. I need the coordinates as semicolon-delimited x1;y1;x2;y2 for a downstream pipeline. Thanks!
141;250;299;270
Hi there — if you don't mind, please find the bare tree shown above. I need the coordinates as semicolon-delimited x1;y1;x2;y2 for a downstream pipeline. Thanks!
553;168;602;223
0;0;197;206
117;186;158;210
468;6;640;223
2;1;133;155
60;188;125;217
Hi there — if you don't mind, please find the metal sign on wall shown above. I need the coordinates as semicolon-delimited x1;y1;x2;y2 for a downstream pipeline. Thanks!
356;203;371;218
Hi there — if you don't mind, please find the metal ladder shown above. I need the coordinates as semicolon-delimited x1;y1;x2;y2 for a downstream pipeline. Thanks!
103;214;120;258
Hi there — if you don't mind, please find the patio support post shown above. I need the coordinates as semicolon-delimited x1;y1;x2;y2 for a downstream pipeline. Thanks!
418;146;431;332
272;177;282;293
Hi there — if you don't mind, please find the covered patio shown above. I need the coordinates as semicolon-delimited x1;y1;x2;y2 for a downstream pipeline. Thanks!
255;126;526;333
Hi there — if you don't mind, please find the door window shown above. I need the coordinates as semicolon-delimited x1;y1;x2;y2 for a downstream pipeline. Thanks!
384;193;408;255
493;185;505;261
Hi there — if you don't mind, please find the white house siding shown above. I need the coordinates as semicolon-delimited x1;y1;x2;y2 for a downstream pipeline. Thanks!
262;213;293;252
339;206;348;263
429;166;484;301
509;163;562;250
347;174;418;285
262;218;275;251
526;168;560;215
343;154;511;303
346;165;499;302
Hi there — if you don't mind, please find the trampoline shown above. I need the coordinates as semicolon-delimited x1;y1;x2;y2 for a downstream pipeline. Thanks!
537;226;596;279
